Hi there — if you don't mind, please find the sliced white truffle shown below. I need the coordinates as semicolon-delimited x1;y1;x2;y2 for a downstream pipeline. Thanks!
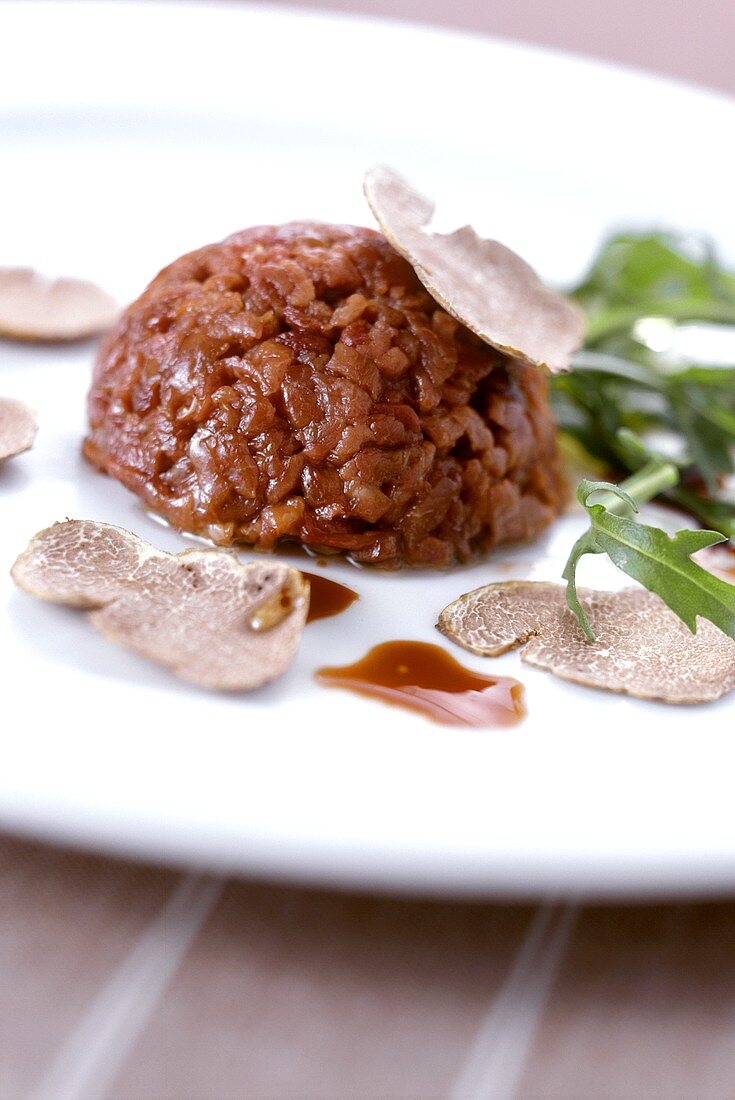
0;396;37;462
364;165;585;373
438;581;735;704
11;520;309;691
0;267;119;342
11;520;161;608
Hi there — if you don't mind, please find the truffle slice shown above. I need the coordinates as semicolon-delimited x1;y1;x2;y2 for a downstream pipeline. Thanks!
0;397;37;462
11;520;161;608
0;268;119;342
363;165;585;373
438;581;735;703
11;520;309;690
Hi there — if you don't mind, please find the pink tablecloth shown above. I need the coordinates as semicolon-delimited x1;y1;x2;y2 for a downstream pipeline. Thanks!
4;834;735;1098
260;0;735;97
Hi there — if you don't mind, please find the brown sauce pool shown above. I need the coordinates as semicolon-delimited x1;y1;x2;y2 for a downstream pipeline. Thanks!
302;572;358;623
316;640;525;728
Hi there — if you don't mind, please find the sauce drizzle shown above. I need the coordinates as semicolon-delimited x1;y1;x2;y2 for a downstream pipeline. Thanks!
302;571;358;623
317;639;525;727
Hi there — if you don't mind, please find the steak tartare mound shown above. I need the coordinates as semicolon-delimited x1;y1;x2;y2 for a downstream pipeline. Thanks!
84;222;567;567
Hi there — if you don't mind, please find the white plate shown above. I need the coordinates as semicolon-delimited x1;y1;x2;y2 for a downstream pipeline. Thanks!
2;0;735;899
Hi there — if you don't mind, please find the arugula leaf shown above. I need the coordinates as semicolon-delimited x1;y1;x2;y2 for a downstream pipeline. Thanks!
552;230;735;539
564;350;659;388
585;301;735;345
573;233;735;344
667;384;735;489
602;427;735;540
554;232;735;641
573;233;735;310
563;476;735;643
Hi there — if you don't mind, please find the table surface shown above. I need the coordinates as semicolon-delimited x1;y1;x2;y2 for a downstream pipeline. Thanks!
3;833;735;1099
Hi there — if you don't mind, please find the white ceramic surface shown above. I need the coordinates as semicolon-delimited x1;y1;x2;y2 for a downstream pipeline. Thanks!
2;0;735;898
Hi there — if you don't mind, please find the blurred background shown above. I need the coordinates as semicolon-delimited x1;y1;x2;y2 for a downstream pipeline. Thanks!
256;0;735;95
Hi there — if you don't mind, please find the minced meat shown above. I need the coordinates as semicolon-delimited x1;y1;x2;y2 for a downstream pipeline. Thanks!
84;223;567;567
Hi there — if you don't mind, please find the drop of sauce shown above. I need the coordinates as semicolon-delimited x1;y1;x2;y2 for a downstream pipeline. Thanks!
302;571;359;623
316;640;525;728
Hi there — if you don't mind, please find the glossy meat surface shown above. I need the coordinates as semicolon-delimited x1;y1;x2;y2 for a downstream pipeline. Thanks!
85;223;566;567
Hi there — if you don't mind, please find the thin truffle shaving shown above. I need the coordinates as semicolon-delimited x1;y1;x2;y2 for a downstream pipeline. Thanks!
438;580;735;703
11;520;309;690
364;165;585;373
0;397;37;462
0;268;119;343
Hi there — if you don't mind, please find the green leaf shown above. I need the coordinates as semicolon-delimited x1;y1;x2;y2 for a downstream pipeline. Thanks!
675;364;735;386
604;430;735;541
552;230;735;537
614;427;687;472
573;233;735;316
667;383;735;490
561;529;602;641
572;231;735;349
584;300;735;345
576;478;639;514
570;351;659;388
586;508;730;634
562;471;735;644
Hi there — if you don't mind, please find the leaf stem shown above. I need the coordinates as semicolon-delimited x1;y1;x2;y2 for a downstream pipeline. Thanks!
591;458;680;515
